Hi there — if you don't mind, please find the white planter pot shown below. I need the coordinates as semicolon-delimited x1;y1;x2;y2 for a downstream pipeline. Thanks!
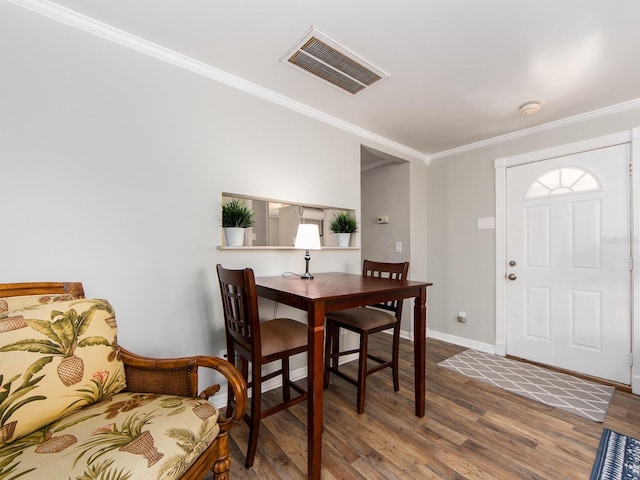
224;227;245;246
335;233;351;247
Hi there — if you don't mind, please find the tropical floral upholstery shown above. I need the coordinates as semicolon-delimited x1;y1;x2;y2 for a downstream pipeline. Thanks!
0;292;78;314
0;297;227;480
2;391;220;480
0;298;126;444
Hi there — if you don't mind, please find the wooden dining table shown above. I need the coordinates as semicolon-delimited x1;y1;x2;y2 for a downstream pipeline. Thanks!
255;272;432;479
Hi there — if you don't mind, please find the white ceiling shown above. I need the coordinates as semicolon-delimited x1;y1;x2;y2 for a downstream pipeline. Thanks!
23;0;640;158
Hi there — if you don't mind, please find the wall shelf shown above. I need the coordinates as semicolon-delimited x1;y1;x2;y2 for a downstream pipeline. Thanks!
217;246;359;250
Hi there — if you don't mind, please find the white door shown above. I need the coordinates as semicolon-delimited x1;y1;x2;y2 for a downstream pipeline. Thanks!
506;144;631;384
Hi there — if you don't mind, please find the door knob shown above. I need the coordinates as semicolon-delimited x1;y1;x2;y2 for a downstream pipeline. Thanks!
508;273;517;281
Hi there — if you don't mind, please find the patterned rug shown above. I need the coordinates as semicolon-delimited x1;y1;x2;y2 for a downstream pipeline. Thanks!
438;349;615;422
590;429;640;479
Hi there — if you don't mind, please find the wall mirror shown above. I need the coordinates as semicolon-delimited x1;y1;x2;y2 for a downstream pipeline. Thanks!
221;193;356;247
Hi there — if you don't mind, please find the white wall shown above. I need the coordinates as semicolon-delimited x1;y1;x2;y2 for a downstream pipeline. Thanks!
361;162;411;265
427;107;640;350
361;161;413;333
0;3;429;378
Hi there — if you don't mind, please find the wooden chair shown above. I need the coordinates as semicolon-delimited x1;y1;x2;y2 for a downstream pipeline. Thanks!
323;260;409;414
216;264;309;468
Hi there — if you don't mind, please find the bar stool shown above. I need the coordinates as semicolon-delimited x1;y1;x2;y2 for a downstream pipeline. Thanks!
217;264;309;468
323;260;409;414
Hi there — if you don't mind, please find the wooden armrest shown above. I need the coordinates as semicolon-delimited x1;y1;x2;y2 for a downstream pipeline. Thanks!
119;347;247;432
0;281;85;298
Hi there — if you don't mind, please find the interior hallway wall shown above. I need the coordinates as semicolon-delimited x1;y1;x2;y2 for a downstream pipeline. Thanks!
361;161;412;333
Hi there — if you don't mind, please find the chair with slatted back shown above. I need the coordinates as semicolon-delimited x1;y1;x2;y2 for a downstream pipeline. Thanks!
216;264;309;468
323;259;409;414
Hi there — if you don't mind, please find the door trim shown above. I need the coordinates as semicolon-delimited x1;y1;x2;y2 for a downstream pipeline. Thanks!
494;128;640;392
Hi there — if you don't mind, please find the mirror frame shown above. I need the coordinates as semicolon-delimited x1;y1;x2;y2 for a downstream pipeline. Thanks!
219;193;358;249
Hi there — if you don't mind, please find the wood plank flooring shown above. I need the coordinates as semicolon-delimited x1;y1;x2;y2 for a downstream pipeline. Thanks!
216;336;640;479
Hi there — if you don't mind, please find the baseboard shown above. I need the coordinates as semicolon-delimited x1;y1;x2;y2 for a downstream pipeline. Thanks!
632;374;640;395
494;341;506;356
400;329;413;341
211;330;497;407
211;364;309;409
427;329;496;354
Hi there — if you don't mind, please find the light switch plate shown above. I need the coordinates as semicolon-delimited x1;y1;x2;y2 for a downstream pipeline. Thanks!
477;217;496;230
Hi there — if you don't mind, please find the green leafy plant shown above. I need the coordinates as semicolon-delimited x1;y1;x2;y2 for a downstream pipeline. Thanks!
0;300;115;387
73;411;158;467
0;361;49;439
64;369;127;415
329;212;358;233
0;411;100;479
157;424;212;478
0;449;36;479
72;458;133;480
221;199;255;228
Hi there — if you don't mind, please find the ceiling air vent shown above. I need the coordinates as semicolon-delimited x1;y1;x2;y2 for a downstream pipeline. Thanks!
281;27;389;95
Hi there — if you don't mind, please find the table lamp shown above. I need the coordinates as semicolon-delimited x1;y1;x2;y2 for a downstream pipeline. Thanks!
294;224;321;279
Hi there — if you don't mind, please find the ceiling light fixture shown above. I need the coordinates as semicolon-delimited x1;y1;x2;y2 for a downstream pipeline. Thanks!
519;101;541;116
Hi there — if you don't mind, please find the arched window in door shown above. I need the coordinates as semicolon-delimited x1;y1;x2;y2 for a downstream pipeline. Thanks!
524;167;600;199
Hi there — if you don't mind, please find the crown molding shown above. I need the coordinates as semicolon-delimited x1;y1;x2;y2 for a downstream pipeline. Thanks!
12;0;638;166
430;98;640;160
9;0;427;163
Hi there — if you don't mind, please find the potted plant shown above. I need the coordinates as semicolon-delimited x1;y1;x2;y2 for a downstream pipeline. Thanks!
329;211;358;247
222;198;255;246
0;300;114;387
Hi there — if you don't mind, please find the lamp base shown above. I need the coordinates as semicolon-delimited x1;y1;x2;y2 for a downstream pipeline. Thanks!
301;250;314;280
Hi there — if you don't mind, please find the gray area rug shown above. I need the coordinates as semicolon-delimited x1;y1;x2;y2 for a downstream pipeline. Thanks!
438;349;615;422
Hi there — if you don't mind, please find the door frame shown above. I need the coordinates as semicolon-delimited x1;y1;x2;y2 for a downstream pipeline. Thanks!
494;127;640;393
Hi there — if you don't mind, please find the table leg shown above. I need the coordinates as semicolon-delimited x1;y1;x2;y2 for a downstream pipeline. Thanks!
307;301;325;479
414;286;427;417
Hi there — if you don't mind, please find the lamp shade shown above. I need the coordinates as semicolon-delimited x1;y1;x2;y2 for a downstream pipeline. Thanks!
294;224;321;250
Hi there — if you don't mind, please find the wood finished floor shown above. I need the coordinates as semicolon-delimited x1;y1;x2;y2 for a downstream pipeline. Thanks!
216;336;640;479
